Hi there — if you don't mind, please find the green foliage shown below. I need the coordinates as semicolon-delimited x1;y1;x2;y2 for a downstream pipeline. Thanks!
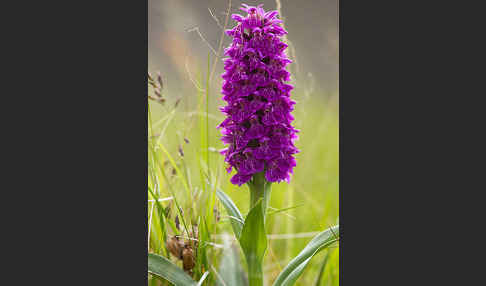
239;200;268;286
273;225;339;286
216;188;244;238
247;172;272;219
194;217;210;279
148;253;197;285
313;251;330;286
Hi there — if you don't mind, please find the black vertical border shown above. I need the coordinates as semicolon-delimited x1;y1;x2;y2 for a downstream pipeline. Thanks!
338;0;485;284
12;0;151;284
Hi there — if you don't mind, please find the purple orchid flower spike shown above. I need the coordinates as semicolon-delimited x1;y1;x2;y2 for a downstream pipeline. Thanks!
218;3;299;186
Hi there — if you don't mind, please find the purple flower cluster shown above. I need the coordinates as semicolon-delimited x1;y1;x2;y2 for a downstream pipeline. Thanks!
218;4;299;186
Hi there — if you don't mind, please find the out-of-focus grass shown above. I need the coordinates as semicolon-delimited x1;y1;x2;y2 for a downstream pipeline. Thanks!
148;82;338;285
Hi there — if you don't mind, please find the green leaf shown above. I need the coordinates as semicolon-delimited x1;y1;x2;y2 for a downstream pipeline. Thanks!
197;271;210;286
272;225;339;286
148;253;197;286
239;200;267;286
313;251;329;286
216;188;244;239
194;217;210;279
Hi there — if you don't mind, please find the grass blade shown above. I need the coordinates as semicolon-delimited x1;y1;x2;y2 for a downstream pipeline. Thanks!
197;271;210;286
148;187;168;255
205;52;210;173
194;217;210;280
267;203;304;216
272;225;339;286
158;142;190;196
215;188;244;238
148;253;197;286
313;251;329;286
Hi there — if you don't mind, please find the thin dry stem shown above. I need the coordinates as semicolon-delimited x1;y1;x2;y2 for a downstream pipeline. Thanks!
210;0;232;82
185;56;205;92
186;26;218;57
208;8;223;30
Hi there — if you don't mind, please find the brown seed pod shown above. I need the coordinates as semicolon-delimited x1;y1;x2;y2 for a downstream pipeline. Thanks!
177;239;185;258
182;246;195;272
156;71;163;89
165;236;183;259
154;88;162;98
178;144;184;157
174;97;182;108
213;207;221;222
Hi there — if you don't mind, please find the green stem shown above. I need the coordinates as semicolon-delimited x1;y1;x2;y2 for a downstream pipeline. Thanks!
246;172;272;286
249;172;263;209
249;172;272;218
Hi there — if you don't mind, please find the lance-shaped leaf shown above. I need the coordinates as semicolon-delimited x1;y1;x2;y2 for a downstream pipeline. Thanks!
313;251;330;286
272;225;339;286
239;200;267;286
148;253;197;286
216;188;244;238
